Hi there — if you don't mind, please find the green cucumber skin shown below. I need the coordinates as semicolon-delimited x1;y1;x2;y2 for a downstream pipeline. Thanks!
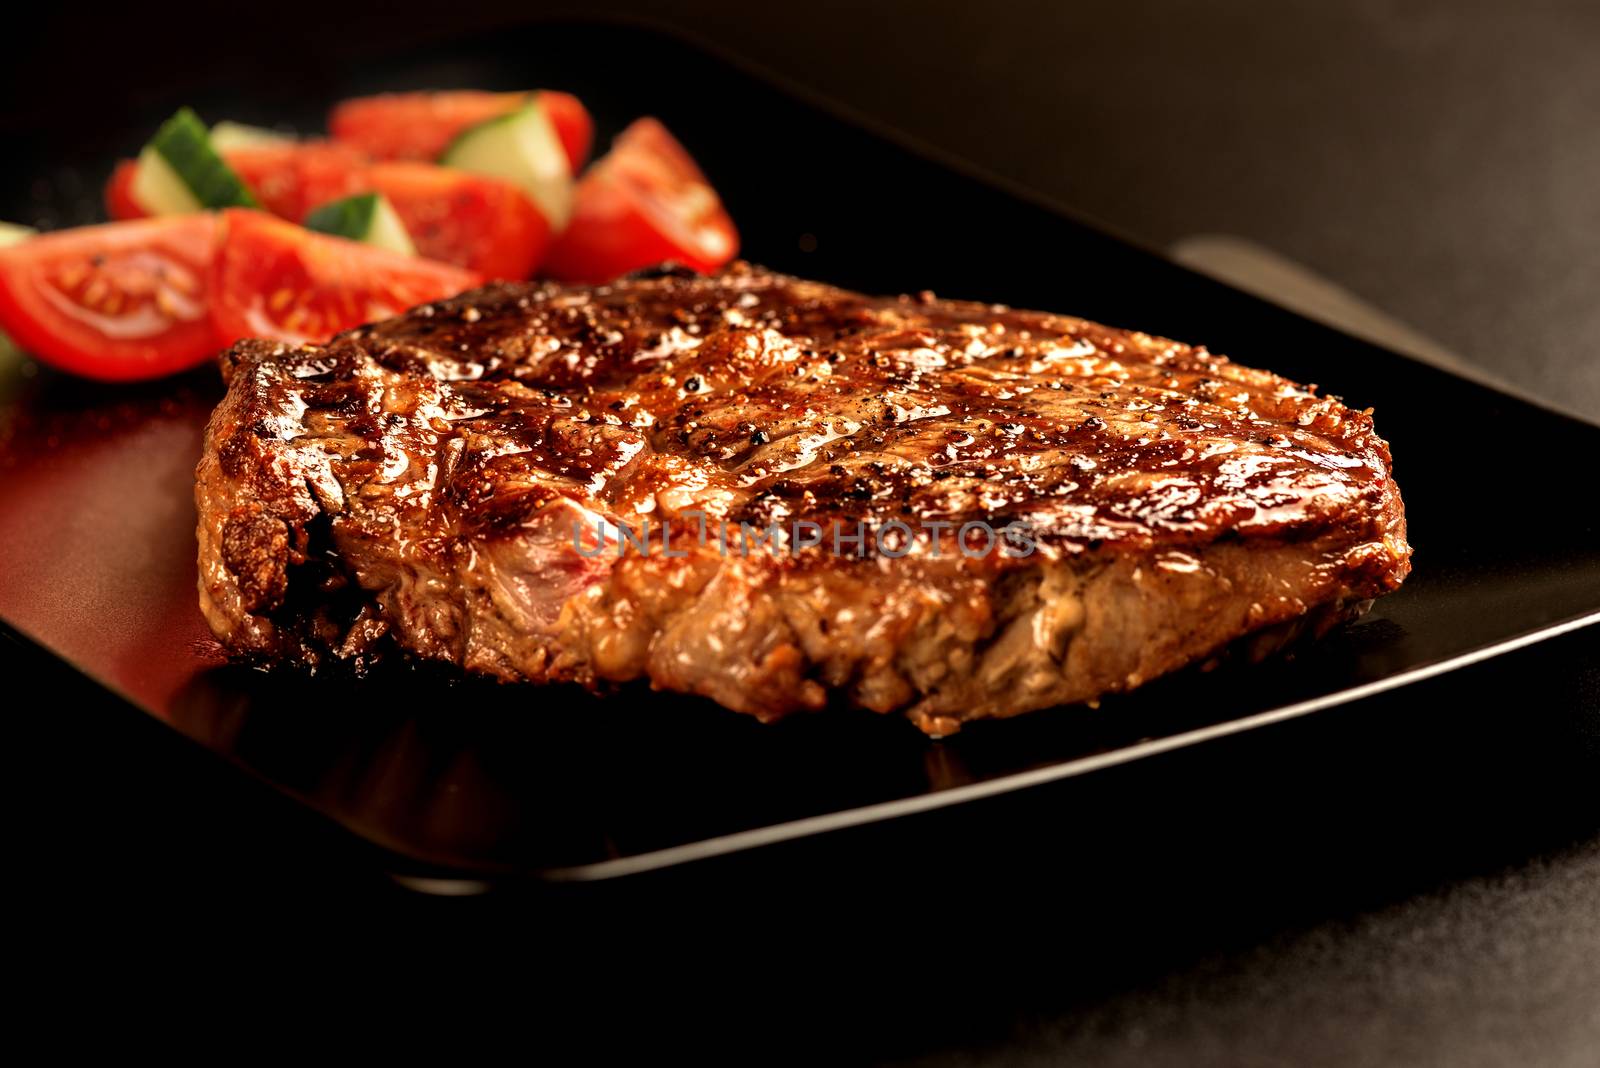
150;108;258;210
303;192;416;256
305;194;380;240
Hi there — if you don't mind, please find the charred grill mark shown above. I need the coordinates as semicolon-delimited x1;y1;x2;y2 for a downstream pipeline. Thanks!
226;263;1395;564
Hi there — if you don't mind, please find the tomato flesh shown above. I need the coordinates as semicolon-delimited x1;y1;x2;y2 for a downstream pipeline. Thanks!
545;118;738;284
224;142;370;222
364;162;550;279
329;90;592;172
0;215;220;381
210;209;481;347
105;160;146;222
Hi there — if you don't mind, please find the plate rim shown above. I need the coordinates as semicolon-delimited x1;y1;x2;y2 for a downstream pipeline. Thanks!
3;14;1598;889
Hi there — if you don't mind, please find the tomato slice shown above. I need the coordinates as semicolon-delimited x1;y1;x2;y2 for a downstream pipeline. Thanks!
0;215;220;381
329;90;592;172
224;142;371;222
210;209;481;347
105;160;146;222
364;162;551;279
544;118;738;284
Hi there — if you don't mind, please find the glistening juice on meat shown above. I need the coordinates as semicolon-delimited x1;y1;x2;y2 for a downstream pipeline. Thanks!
195;264;1411;735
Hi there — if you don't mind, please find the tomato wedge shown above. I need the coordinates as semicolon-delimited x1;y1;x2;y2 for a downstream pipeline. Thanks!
210;209;481;347
107;145;549;277
329;90;593;172
364;162;550;279
223;142;370;222
0;215;220;381
105;160;146;222
544;119;738;284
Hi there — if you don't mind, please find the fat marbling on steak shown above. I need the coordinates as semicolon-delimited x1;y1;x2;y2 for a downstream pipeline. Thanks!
195;263;1411;735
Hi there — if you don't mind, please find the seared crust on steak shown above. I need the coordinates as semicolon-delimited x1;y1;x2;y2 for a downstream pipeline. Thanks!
196;263;1410;734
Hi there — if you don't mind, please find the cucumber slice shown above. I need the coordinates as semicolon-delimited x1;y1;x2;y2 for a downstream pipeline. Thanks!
210;121;292;153
441;100;573;228
132;108;258;215
304;192;416;256
131;148;202;214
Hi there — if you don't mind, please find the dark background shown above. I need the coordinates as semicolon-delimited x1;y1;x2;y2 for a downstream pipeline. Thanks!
8;0;1598;417
7;1;1598;1061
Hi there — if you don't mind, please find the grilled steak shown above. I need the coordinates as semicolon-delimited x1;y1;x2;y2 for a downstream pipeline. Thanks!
196;263;1411;735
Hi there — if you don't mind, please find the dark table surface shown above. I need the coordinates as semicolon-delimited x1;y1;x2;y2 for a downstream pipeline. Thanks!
8;1;1598;1060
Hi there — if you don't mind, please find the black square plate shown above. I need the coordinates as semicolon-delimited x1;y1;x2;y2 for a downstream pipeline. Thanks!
1;20;1596;886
